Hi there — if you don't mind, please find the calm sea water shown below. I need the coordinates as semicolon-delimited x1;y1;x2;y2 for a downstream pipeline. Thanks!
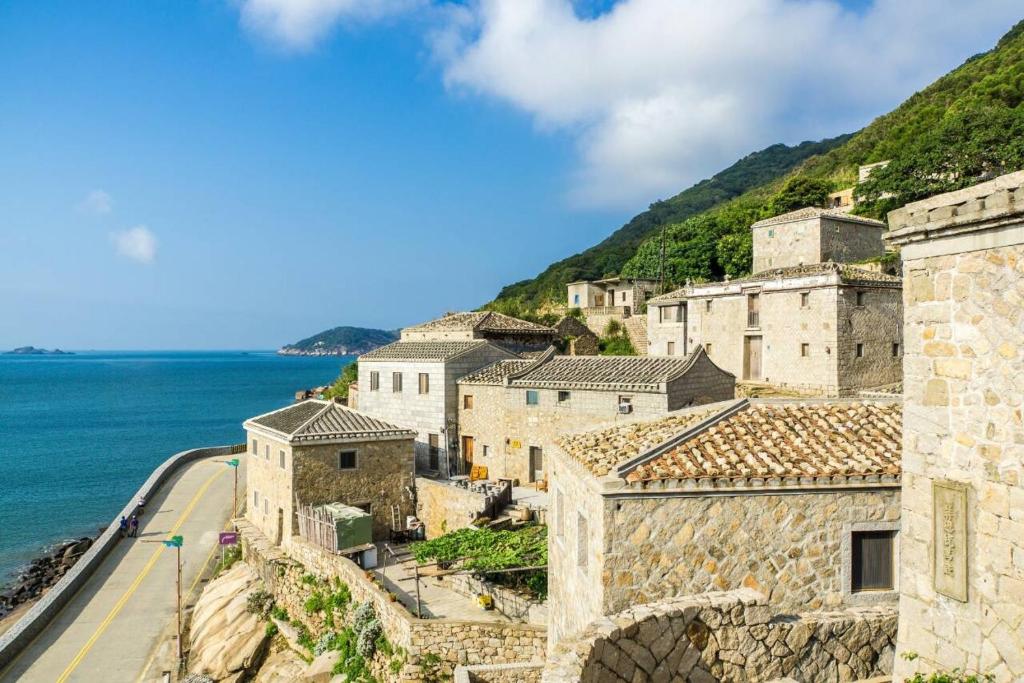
0;351;351;581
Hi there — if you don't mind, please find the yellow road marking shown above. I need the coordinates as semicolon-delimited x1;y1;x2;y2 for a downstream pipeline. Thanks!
56;468;226;683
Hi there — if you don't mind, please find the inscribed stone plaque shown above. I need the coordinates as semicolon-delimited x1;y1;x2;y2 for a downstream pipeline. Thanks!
933;480;968;602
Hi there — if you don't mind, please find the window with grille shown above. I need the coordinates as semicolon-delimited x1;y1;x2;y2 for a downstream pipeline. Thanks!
338;450;357;470
418;373;429;394
851;530;895;591
558;390;571;403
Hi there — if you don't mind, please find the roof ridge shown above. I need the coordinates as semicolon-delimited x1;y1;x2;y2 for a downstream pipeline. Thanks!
292;400;336;436
505;345;557;382
245;398;327;432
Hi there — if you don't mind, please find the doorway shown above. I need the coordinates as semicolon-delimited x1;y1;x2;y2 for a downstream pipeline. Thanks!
276;508;284;545
744;336;763;381
529;446;544;483
461;435;475;470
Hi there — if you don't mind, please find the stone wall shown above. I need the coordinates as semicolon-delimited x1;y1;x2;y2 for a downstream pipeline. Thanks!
547;446;901;645
542;589;897;683
446;572;545;623
241;522;547;681
415;476;490;539
835;284;904;395
886;170;1024;680
753;216;825;272
456;662;544;683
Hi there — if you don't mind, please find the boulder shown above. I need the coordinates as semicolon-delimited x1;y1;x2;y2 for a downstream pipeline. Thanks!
189;562;269;682
252;645;308;683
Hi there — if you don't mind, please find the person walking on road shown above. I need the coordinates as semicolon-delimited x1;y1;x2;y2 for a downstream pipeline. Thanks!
136;497;145;516
119;516;128;538
128;515;139;538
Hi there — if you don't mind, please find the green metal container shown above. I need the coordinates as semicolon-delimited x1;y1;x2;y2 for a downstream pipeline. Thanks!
319;503;373;550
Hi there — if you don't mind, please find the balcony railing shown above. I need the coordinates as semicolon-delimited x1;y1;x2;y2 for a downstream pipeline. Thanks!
747;311;760;328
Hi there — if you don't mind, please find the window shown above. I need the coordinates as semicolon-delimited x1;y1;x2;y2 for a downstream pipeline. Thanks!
264;444;270;461
428;434;440;470
279;450;286;469
801;343;810;357
418;373;429;394
892;343;901;357
263;498;269;515
667;341;675;356
851;530;896;591
577;513;589;569
705;343;712;356
558;390;571;403
253;490;260;508
482;445;489;458
338;450;357;470
856;343;865;358
252;439;258;457
526;390;539;405
370;371;380;391
621;291;626;302
768;228;775;237
573;294;580;305
856;291;867;306
463;394;474;409
392;372;402;393
800;292;810;308
747;293;760;328
354;501;372;515
705;299;713;313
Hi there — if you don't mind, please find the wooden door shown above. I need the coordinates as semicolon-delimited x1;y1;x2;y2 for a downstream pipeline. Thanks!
461;436;475;465
529;446;544;483
744;336;762;380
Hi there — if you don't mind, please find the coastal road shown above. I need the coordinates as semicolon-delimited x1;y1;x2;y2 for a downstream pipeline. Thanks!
0;455;244;683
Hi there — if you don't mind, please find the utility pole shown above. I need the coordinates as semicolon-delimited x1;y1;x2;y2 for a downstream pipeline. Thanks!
659;223;667;295
143;535;184;665
221;458;240;526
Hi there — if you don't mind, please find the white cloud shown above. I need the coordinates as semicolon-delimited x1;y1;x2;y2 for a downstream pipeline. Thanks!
236;0;421;50
111;226;158;264
434;0;1023;207
77;189;113;215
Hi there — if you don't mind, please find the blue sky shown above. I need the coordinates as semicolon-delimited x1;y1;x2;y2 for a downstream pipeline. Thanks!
1;1;1019;349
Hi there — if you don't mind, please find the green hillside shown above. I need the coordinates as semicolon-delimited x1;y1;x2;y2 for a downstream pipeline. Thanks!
492;18;1024;309
485;136;850;312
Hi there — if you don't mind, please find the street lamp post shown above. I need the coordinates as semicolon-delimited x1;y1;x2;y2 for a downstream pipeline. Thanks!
161;535;185;663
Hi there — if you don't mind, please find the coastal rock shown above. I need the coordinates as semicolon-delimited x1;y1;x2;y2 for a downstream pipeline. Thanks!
189;562;269;682
0;536;95;619
251;644;307;683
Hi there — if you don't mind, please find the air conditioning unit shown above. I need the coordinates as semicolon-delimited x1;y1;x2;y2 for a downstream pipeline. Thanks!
618;403;633;414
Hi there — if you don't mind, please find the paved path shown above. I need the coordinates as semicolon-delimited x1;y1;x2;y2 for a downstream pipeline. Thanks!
0;456;244;683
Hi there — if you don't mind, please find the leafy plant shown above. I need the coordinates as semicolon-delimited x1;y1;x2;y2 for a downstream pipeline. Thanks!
304;591;325;614
323;361;360;401
270;605;290;622
295;624;314;652
264;622;278;638
214;545;241;576
245;590;274;618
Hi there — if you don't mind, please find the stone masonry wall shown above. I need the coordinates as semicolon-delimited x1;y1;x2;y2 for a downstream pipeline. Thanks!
887;171;1024;681
835;284;903;395
415;476;489;539
241;522;547;681
753;217;823;272
542;589;897;683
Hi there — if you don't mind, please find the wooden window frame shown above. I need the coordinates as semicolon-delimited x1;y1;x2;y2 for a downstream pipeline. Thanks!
370;371;380;391
418;373;429;394
392;372;402;393
463;394;474;409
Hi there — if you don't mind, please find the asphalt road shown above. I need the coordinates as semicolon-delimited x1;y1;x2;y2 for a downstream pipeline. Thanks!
0;455;243;683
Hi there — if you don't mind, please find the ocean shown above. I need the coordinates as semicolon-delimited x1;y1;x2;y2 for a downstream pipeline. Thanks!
0;351;352;581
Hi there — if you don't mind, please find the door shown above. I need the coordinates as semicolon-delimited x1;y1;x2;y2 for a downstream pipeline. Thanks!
276;508;284;545
744;336;763;381
461;436;475;467
529;446;544;483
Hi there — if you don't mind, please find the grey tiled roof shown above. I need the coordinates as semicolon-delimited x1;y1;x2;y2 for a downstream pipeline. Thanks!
750;207;885;228
458;359;533;385
649;262;900;303
247;400;414;442
359;340;491;362
406;311;555;335
507;352;705;392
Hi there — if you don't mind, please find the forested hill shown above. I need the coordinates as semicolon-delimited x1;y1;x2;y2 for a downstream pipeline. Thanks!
489;18;1024;313
486;135;850;311
278;326;399;356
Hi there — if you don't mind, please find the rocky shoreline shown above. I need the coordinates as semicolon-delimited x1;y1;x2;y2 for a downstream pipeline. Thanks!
0;535;97;620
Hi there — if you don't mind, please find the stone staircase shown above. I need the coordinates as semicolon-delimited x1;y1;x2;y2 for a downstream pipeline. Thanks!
486;502;533;531
624;315;649;355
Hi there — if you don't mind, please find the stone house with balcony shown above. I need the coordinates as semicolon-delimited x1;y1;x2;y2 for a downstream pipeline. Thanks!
456;346;735;484
357;340;519;477
547;398;902;646
885;171;1024;680
567;277;658;350
243;399;416;543
648;208;903;396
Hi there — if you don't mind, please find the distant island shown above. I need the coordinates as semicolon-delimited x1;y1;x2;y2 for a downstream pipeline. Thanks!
4;346;74;355
277;326;399;356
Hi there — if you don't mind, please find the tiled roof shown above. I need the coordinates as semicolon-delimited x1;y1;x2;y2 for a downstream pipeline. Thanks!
750;207;885;228
508;354;705;391
246;400;415;442
623;401;901;485
557;404;727;477
458;359;532;385
405;311;555;335
648;262;900;302
359;340;491;362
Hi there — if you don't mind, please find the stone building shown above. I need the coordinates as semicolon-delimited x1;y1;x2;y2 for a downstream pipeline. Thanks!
456;347;735;484
547;398;902;645
399;310;556;352
357;340;519;476
552;316;600;356
885;171;1024;680
647;208;903;396
243;399;416;542
567;277;659;313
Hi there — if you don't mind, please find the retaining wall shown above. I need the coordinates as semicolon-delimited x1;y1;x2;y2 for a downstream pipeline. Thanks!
0;444;244;671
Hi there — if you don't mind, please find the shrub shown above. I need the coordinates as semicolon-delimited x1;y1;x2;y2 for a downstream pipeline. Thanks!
295;623;314;652
304;591;325;614
313;631;337;657
214;545;241;576
264;622;278;638
245;590;274;618
356;620;382;658
351;602;377;634
270;605;289;622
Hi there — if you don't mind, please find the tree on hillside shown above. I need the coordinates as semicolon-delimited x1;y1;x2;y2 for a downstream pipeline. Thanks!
766;177;835;215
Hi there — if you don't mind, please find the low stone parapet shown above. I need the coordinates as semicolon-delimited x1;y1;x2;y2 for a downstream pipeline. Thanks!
455;661;544;683
542;588;897;682
446;572;545;623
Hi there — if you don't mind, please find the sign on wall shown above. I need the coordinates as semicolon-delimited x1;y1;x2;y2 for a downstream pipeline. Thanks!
510;439;522;449
933;480;968;602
